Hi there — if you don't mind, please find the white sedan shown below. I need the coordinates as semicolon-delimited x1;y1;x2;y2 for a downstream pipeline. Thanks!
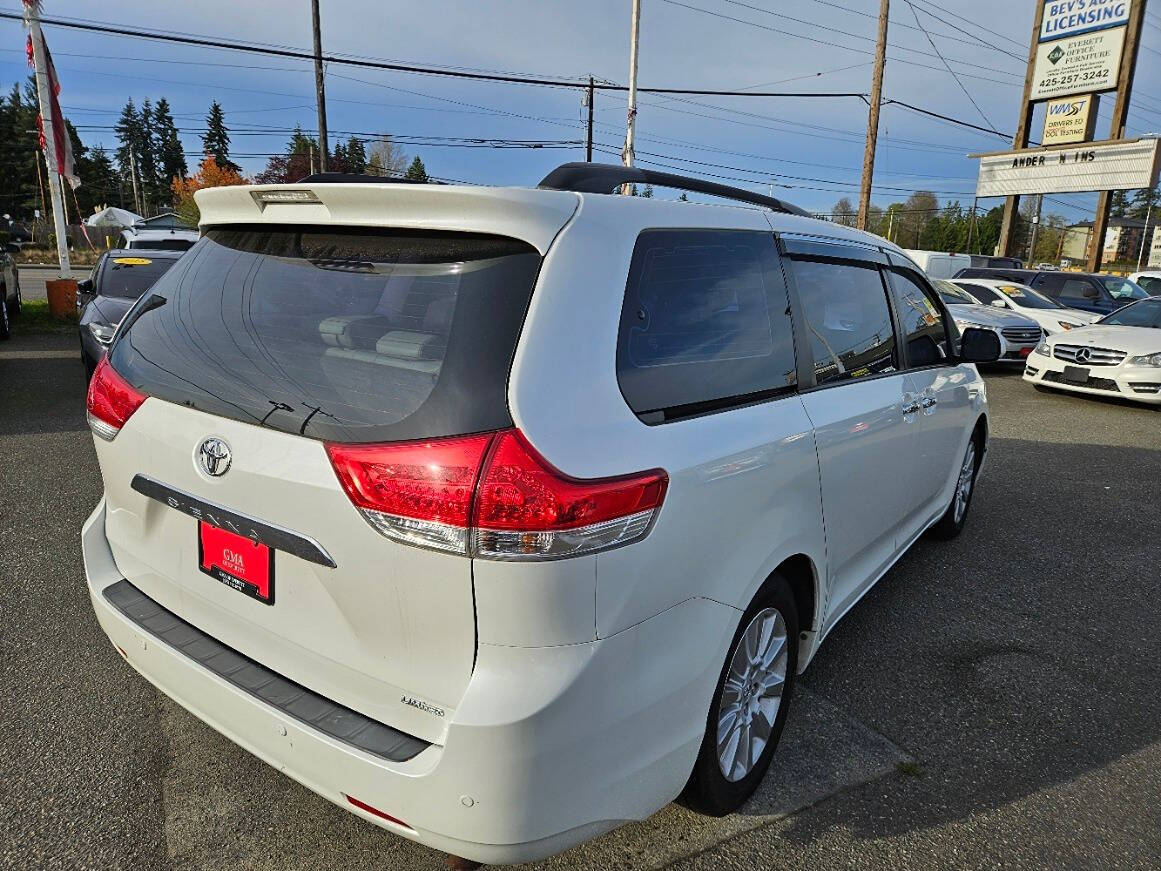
950;278;1099;335
932;280;1043;363
1023;296;1161;404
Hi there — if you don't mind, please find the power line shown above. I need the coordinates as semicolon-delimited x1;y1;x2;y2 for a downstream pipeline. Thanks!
0;10;865;99
654;0;1024;85
903;0;998;132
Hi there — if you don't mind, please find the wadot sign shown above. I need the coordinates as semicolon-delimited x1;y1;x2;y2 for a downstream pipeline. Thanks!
1030;26;1125;100
972;138;1161;197
1041;94;1097;145
1040;0;1131;41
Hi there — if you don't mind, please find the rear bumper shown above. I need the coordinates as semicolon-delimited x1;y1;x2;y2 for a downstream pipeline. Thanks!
1022;352;1161;404
83;500;736;864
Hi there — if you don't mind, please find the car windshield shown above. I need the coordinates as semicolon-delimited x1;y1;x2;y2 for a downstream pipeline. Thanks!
994;283;1064;310
1098;276;1149;300
933;280;978;305
97;255;179;299
1098;298;1161;328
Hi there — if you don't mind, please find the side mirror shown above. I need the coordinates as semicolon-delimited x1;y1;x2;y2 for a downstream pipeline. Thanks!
959;327;1001;363
990;299;1007;308
1083;286;1100;299
76;278;94;306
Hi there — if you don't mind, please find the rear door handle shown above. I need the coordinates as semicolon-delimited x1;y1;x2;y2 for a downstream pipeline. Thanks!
902;400;920;416
920;396;937;409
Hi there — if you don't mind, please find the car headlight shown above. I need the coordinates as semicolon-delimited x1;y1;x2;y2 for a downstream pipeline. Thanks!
1057;321;1081;331
87;321;117;346
1034;338;1052;357
1127;352;1161;367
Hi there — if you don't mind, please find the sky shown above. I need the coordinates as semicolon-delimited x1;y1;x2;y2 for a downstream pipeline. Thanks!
3;0;1161;221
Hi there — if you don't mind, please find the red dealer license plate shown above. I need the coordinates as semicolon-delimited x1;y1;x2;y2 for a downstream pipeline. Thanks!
198;521;275;605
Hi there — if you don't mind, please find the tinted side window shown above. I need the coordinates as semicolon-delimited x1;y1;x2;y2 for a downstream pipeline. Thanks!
1057;278;1101;303
791;259;898;386
1138;275;1161;292
959;282;1002;304
886;270;950;368
616;229;797;416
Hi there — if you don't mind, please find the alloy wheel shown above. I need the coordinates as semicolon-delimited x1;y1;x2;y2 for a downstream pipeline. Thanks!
953;441;976;524
716;607;788;782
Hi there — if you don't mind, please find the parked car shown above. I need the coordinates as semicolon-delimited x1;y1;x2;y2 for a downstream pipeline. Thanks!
0;244;22;340
1129;270;1161;294
1024;296;1161;404
116;226;199;251
949;278;1099;335
903;249;972;279
969;254;1023;270
77;250;183;378
953;267;1150;315
931;279;1042;361
80;164;1000;867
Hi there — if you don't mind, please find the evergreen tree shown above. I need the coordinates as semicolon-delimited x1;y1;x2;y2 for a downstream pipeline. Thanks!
640;183;653;198
202;101;239;173
113;98;143;183
1109;190;1130;217
404;155;429;183
345;137;367;174
137;99;162;208
84;146;119;210
153;98;187;193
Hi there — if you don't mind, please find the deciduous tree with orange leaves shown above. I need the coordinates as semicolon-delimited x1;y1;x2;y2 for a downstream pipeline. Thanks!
172;157;249;225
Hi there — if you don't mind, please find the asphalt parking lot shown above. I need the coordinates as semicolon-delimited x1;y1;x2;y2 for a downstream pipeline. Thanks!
3;326;1160;871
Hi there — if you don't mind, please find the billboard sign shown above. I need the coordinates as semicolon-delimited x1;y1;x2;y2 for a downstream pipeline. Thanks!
1030;27;1125;101
1040;0;1131;41
972;138;1161;198
1041;94;1097;145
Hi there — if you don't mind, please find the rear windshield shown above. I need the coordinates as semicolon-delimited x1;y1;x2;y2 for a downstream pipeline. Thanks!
98;256;180;299
128;238;196;251
109;226;541;443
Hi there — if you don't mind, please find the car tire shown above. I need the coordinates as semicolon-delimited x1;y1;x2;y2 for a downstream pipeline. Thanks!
0;293;10;341
930;431;981;540
681;572;799;816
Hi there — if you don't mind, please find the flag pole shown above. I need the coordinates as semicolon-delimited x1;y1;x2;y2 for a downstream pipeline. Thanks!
25;0;71;275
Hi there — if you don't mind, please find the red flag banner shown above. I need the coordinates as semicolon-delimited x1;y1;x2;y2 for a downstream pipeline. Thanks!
24;9;80;190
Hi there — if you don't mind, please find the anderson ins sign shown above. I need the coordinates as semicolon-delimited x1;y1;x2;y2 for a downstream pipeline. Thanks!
1040;0;1131;41
972;138;1161;198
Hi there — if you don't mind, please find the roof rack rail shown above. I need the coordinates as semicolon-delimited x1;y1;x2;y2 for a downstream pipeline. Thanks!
538;162;811;217
296;172;442;185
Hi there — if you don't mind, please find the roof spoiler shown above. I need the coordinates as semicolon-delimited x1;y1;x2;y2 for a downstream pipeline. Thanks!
538;162;811;216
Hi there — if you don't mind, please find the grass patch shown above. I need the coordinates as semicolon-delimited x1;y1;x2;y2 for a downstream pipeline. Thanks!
14;298;78;334
896;760;925;778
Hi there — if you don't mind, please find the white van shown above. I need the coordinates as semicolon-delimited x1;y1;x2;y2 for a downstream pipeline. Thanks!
903;249;972;280
82;164;1000;866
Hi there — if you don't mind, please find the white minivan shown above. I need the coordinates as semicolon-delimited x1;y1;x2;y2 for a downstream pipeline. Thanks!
82;164;999;866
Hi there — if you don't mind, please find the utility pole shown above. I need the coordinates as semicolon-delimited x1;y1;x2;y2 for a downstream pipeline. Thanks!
1139;187;1155;271
586;76;595;162
857;0;889;231
966;198;979;254
311;0;329;172
129;147;142;215
25;1;70;273
1028;193;1042;263
621;0;642;194
1085;0;1147;272
996;1;1047;259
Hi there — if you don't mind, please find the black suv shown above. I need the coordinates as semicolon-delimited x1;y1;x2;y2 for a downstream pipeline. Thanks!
952;267;1149;315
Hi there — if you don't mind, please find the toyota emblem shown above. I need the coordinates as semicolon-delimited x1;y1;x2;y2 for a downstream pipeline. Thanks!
1075;347;1092;363
198;437;232;477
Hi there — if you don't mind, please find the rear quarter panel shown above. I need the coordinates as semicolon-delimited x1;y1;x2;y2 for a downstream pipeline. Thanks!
507;196;827;640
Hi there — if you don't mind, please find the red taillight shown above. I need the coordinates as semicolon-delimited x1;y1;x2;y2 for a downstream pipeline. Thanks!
86;357;147;441
325;433;494;554
326;428;667;560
